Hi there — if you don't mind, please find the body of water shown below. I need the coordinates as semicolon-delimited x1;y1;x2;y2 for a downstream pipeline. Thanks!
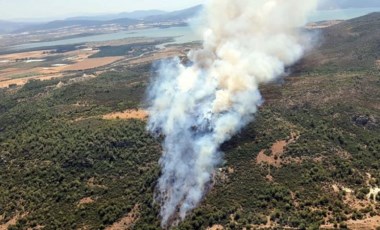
10;8;380;51
11;26;199;51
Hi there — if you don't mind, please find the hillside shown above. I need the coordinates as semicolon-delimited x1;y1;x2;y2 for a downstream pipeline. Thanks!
298;12;380;72
0;13;379;230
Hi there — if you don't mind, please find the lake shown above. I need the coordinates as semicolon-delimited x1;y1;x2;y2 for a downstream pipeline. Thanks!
10;7;380;51
11;26;199;51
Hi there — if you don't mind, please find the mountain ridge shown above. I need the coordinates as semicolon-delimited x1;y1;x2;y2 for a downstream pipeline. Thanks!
6;5;202;34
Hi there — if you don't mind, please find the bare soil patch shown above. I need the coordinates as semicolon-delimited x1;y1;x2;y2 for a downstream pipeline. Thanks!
64;57;123;71
0;213;27;230
256;132;299;167
78;197;95;207
207;224;224;230
347;215;380;230
105;204;140;230
103;109;148;121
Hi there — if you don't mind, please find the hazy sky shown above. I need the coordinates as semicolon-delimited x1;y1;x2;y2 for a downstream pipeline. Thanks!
0;0;206;21
1;0;380;21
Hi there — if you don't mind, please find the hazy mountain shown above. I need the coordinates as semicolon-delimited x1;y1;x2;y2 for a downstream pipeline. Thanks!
0;21;35;34
13;5;201;33
144;5;203;22
320;0;380;9
66;10;167;21
14;17;139;33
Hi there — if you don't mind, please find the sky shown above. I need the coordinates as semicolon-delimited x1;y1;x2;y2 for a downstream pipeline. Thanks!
0;0;206;21
1;0;380;21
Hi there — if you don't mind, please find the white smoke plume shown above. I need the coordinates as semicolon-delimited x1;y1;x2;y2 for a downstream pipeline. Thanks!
147;0;318;227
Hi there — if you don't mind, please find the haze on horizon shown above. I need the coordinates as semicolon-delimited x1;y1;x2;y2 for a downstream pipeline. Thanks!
1;0;380;22
0;0;206;21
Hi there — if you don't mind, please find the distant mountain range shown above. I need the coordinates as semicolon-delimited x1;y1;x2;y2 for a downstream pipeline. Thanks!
144;5;202;22
66;10;167;21
319;0;380;9
0;21;37;34
0;5;202;34
1;2;380;35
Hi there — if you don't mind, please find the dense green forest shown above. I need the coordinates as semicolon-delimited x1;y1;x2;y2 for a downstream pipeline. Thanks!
1;62;379;229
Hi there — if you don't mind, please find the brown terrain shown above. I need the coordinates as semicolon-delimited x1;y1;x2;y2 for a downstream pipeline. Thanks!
256;132;299;167
102;109;148;120
207;224;224;230
105;204;140;230
0;213;27;230
0;48;98;88
0;50;50;60
0;74;63;88
0;40;189;89
347;216;380;230
318;173;380;229
63;57;123;71
77;197;95;207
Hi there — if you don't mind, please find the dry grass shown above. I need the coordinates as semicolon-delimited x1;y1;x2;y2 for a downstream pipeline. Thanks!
0;74;63;88
0;50;51;60
102;109;148;121
64;57;123;71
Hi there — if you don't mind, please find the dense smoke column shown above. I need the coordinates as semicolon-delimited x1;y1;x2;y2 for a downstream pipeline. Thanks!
147;0;318;227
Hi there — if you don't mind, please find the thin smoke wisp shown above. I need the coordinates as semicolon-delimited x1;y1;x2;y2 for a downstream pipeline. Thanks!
147;0;318;227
